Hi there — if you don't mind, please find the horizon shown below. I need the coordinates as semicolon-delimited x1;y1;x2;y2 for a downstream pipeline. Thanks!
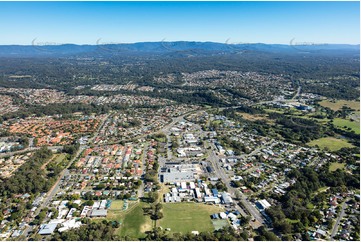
0;1;359;45
1;40;360;47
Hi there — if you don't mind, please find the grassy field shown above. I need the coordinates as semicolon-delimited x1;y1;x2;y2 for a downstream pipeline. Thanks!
109;200;124;211
41;153;66;170
307;137;354;151
159;203;223;234
55;153;66;163
212;220;229;230
333;118;360;134
236;112;274;124
319;100;360;111
118;202;152;239
107;201;152;240
329;162;346;172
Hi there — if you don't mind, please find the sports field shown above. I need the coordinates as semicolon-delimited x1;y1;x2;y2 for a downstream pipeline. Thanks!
159;203;223;234
107;201;152;240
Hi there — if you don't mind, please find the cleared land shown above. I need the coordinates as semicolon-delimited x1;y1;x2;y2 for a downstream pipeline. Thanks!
307;137;354;151
41;153;66;170
333;118;360;134
329;162;346;172
319;100;360;111
159;203;223;234
236;112;274;124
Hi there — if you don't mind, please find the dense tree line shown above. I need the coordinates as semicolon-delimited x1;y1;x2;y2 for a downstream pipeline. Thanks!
143;226;250;241
266;166;360;237
0;147;53;197
1;50;358;100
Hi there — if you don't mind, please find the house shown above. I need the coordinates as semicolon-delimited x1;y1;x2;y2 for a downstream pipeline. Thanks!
315;228;327;238
227;213;237;221
219;212;227;219
11;230;22;238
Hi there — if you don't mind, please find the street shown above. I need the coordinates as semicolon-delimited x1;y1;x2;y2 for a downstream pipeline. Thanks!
331;201;347;238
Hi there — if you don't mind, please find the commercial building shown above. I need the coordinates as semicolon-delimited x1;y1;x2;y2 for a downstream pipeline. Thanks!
159;164;199;183
90;209;108;217
38;223;58;235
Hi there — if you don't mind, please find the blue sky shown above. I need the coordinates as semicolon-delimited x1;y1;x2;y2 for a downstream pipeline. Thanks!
0;1;359;45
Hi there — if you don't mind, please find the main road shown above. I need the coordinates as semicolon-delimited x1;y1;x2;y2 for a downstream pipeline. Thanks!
158;107;268;228
206;141;266;228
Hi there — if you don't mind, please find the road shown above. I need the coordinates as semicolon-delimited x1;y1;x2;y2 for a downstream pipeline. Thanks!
23;145;85;237
23;114;110;237
158;108;267;228
138;142;148;199
331;201;347;238
159;108;267;227
291;85;302;101
207;141;266;228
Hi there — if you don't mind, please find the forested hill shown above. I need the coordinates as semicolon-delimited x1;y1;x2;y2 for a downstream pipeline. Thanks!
0;41;359;57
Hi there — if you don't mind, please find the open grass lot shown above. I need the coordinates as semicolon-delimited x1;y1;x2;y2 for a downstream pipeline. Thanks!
329;162;346;172
307;137;354;151
118;202;152;239
212;220;229;230
236;112;274;124
41;153;66;170
107;201;152;239
55;153;66;163
319;100;360;111
333;118;360;134
109;200;124;210
159;203;223;234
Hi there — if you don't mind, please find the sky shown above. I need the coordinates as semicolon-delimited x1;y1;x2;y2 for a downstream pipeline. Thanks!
0;1;359;45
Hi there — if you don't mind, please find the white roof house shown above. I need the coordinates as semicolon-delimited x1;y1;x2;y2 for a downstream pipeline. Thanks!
219;212;227;219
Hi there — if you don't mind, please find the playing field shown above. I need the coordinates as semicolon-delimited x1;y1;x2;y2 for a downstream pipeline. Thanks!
307;137;354;151
333;118;360;134
159;203;224;234
118;202;152;239
107;201;152;240
329;162;346;172
319;100;360;111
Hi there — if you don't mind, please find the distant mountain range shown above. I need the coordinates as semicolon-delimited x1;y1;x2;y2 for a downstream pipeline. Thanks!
0;41;359;57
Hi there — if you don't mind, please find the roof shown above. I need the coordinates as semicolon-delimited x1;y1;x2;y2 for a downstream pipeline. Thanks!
38;223;58;235
221;192;233;204
258;199;271;209
90;209;107;217
316;229;327;236
219;212;227;219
